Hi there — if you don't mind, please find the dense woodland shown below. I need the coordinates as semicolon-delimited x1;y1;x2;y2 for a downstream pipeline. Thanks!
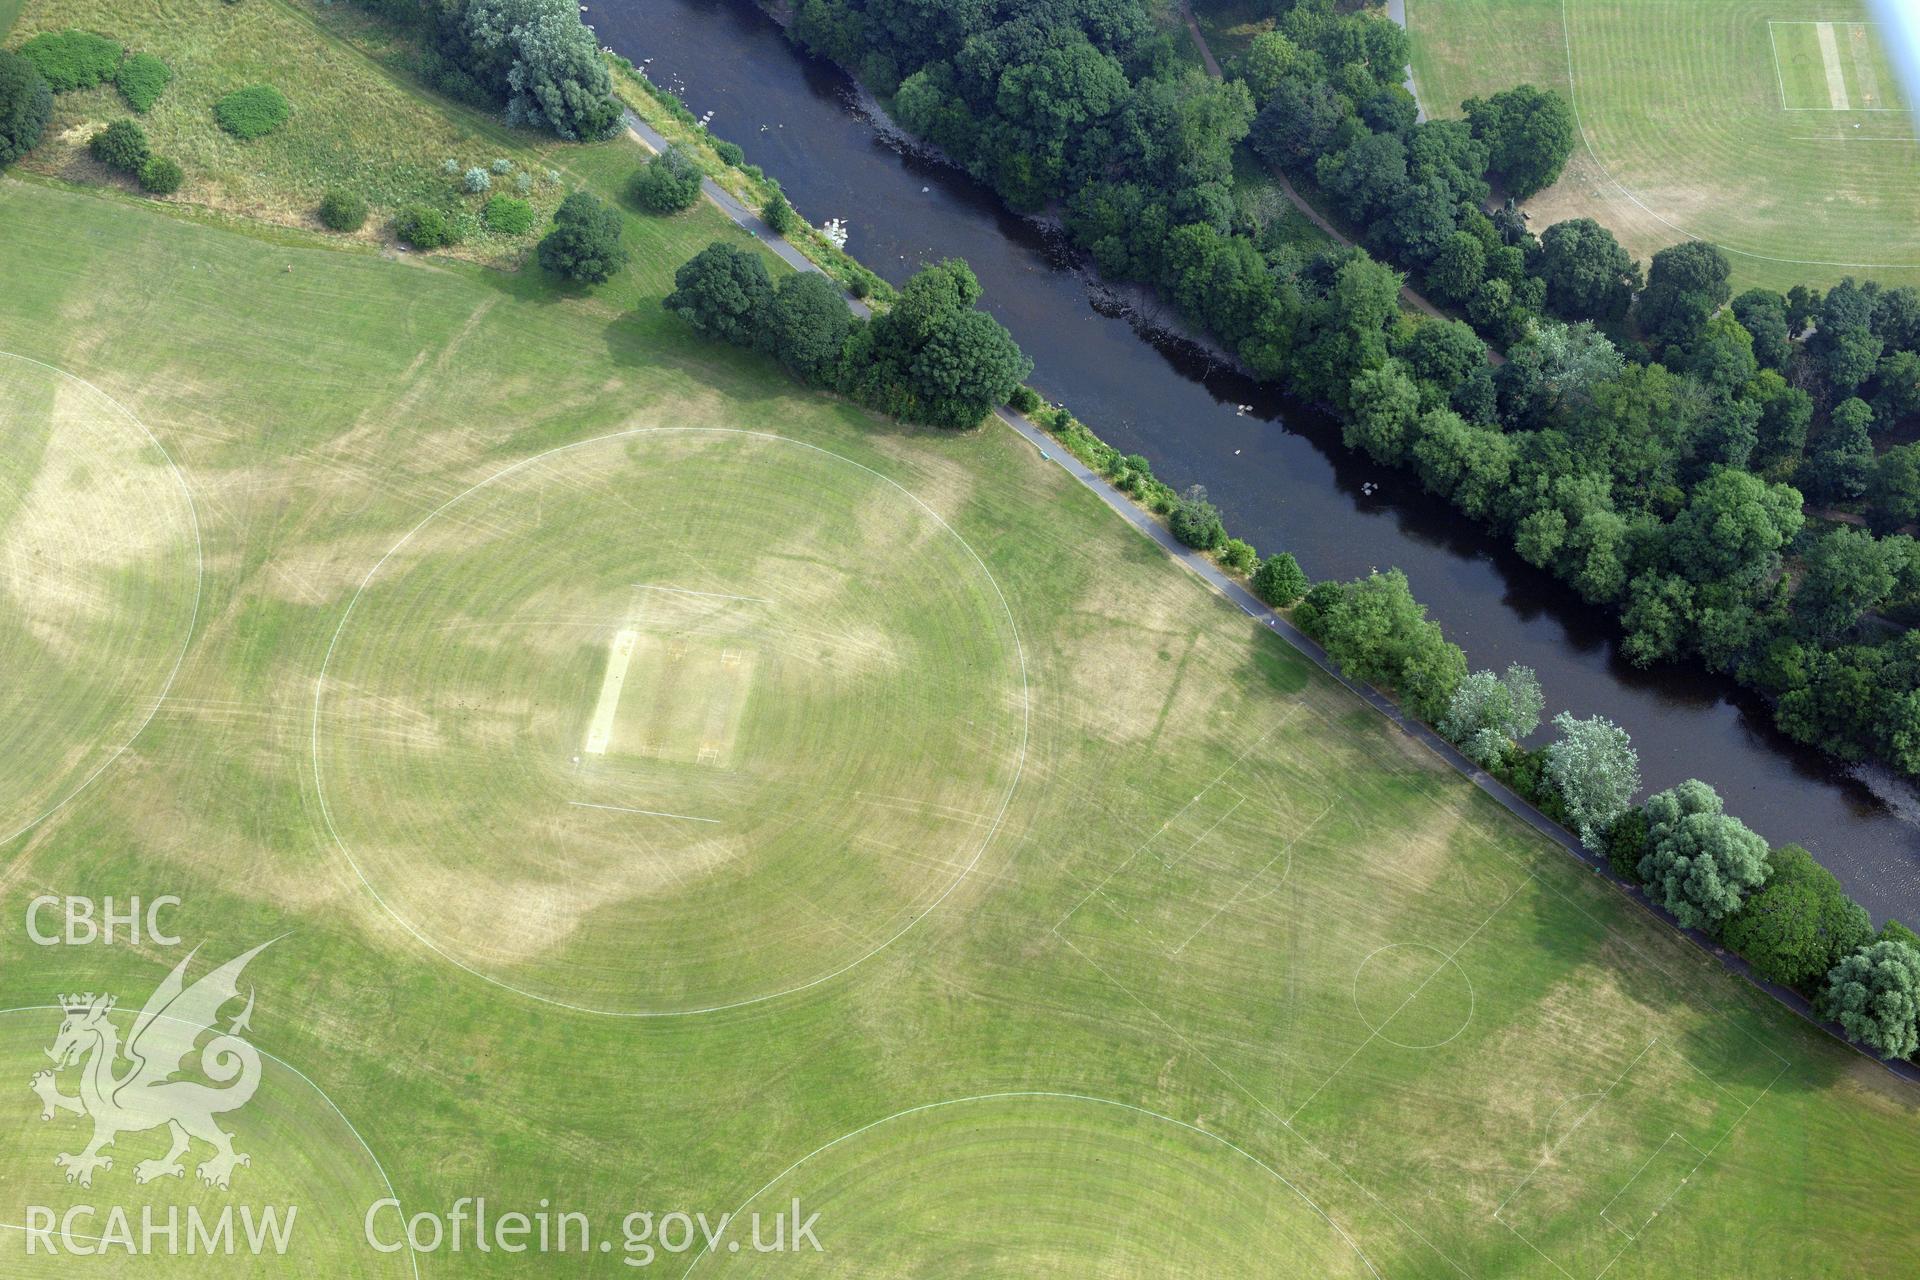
787;0;1920;781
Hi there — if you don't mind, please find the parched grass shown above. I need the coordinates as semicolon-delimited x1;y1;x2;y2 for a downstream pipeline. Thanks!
5;0;572;254
1405;0;1920;292
0;31;1916;1273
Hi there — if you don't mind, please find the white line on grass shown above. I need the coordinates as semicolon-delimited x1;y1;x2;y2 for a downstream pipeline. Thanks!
1168;801;1334;955
568;801;720;824
1560;2;1920;269
311;427;1029;1018
1493;1037;1660;1219
0;352;204;850
631;583;772;604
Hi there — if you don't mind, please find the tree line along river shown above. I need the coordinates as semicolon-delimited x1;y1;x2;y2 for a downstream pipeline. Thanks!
593;0;1920;925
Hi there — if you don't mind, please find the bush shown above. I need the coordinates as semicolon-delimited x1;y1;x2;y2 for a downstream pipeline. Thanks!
537;190;628;283
115;52;170;112
1603;809;1647;881
1170;485;1225;550
394;205;453;250
136;155;182;194
490;157;513;174
441;157;460;175
0;51;53;169
514;171;533;195
17;30;122;93
463;166;491;193
318;189;368;232
1007;385;1042;415
630;146;703;214
762;191;796;236
1217;537;1257;575
482;195;534;235
712;138;744;167
88;119;149;173
1252;552;1308;607
214;85;290;139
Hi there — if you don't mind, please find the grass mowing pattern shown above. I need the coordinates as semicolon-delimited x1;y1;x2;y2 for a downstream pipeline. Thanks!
0;353;198;845
0;0;1917;1269
213;82;288;138
313;429;1026;1015
1406;0;1920;290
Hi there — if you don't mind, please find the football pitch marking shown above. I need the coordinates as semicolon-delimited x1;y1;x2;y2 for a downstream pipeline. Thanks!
567;800;719;824
583;628;637;755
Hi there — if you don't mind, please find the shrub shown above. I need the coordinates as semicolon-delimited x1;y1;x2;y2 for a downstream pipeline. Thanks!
115;52;170;112
17;30;122;93
762;191;796;236
1216;537;1257;575
1252;552;1308;607
1170;484;1225;550
630;146;703;214
394;205;453;249
318;189;368;232
712;138;744;167
0;51;53;169
490;157;513;174
442;157;460;175
1007;385;1041;415
482;195;534;235
88;119;149;173
462;166;490;193
214;85;290;139
537;190;628;283
136;155;182;194
513;171;533;195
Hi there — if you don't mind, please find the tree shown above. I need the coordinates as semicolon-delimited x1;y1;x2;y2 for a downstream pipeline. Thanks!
1252;551;1308;606
1298;570;1466;723
1240;30;1305;102
319;189;368;232
762;271;853;383
1796;527;1896;638
1636;239;1732;358
1439;664;1543;767
1731;288;1793;370
1170;484;1225;550
1819;940;1920;1059
907;307;1031;428
1868;443;1920;531
762;190;797;236
631;146;704;214
88;119;150;173
662;241;774;348
1635;779;1769;932
1805;398;1875;504
1544;712;1639;849
1535;218;1639;321
537;191;628;284
462;0;620;140
0;50;52;170
1664;467;1803;590
1811;278;1883;397
1461;84;1575;198
1722;844;1871;988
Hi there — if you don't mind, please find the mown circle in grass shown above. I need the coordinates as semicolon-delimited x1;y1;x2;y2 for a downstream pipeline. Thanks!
684;1093;1379;1276
1351;943;1475;1051
0;353;200;846
0;1006;416;1276
314;428;1027;1016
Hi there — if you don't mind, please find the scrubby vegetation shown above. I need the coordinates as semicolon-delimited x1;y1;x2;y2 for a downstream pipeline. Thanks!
213;84;289;138
318;188;368;231
136;154;182;193
16;29;121;91
114;51;168;111
87;117;147;171
394;204;453;249
630;145;703;214
536;190;626;282
481;193;532;234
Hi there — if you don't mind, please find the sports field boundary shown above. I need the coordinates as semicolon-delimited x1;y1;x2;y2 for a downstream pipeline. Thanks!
623;103;1920;1085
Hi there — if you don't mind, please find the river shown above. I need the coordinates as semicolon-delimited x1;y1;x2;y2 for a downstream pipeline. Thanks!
594;0;1920;924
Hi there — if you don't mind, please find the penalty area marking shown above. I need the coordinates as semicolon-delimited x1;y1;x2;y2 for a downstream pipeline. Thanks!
311;426;1029;1018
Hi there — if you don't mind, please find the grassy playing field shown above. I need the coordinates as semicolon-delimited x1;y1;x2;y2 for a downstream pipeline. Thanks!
1406;0;1920;292
1;0;1919;1274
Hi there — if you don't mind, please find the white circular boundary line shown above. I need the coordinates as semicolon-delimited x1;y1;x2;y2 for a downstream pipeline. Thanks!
678;1090;1383;1279
310;426;1031;1019
0;351;205;849
0;1003;421;1278
1557;0;1920;272
1350;943;1477;1051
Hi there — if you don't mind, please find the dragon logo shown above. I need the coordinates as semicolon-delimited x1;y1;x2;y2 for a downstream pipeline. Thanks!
28;942;271;1191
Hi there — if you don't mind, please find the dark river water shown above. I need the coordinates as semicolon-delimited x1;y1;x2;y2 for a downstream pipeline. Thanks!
595;0;1920;924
